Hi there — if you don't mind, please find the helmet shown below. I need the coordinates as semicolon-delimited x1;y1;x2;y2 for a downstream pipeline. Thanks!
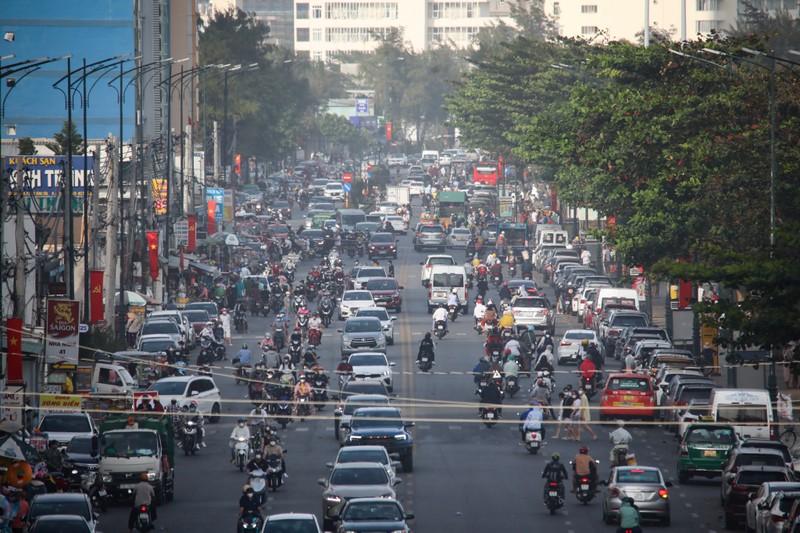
508;354;515;361
242;344;248;349
537;379;544;387
505;349;511;355
424;332;432;340
238;417;247;426
503;281;508;286
551;453;560;461
622;496;635;505
479;356;486;362
269;440;277;446
189;401;198;412
581;339;589;346
264;333;271;339
283;354;290;360
299;376;306;381
127;417;135;425
254;451;262;458
579;446;589;454
170;399;178;405
140;473;149;481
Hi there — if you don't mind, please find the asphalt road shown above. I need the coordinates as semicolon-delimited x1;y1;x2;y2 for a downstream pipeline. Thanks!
98;194;729;533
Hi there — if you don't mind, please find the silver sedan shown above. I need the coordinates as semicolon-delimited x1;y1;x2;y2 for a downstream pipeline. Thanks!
601;466;672;526
446;228;472;248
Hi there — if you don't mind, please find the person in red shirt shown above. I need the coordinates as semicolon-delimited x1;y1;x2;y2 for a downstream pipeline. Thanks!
579;356;596;382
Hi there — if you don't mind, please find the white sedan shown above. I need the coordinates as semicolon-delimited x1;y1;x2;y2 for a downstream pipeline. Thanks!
348;352;396;392
338;290;377;320
409;181;424;196
447;228;472;248
556;329;600;365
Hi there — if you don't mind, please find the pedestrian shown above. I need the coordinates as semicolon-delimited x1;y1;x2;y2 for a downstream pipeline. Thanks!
574;389;598;441
125;312;143;349
701;342;716;375
219;308;232;346
560;388;577;440
551;392;566;440
783;342;796;387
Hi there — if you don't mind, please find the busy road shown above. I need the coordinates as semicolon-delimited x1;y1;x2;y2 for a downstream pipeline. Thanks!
98;195;726;533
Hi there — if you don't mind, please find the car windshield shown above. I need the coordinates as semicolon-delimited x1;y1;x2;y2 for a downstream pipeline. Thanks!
343;397;389;415
344;320;380;333
350;354;387;366
185;303;216;316
421;226;444;233
141;322;178;334
148;381;188;396
428;257;454;265
139;339;173;352
343;502;404;521
616;469;661;484
717;405;769;424
358;268;386;278
330;467;388;485
613;315;649;327
182;310;209;323
686;427;736;444
432;273;463;286
344;293;372;302
339;449;389;465
367;279;397;291
607;378;652;392
66;437;94;455
356;223;380;232
371;234;394;244
564;331;595;341
29;501;91;521
263;518;320;533
677;388;714;403
357;310;389;321
737;471;788;485
514;298;548;308
303;230;324;238
352;411;403;429
100;432;158;458
39;416;91;433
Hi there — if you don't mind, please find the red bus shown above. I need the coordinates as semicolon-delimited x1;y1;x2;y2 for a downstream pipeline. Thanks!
473;162;498;185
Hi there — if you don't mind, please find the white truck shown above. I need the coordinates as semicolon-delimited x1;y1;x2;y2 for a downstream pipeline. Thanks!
77;362;137;395
385;185;410;206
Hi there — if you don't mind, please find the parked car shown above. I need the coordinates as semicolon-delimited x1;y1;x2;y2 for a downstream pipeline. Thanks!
745;481;800;533
184;300;218;320
722;466;794;529
601;466;672;525
754;489;800;533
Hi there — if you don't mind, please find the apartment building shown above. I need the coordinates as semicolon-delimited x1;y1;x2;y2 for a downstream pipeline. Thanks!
543;0;799;43
292;1;513;62
199;0;295;47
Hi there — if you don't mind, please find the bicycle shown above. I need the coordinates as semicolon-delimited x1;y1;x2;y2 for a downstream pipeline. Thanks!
779;419;797;449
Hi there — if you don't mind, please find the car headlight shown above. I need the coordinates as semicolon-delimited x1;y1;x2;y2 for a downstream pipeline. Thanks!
325;495;342;503
379;493;393;499
102;474;112;483
348;435;361;441
394;433;407;440
147;472;157;481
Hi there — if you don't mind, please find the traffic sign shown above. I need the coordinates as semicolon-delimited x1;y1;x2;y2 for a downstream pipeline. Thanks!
79;323;89;333
342;182;352;193
342;173;353;183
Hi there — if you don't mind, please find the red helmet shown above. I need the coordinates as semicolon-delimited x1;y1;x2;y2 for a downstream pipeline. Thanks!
505;349;511;355
580;446;589;454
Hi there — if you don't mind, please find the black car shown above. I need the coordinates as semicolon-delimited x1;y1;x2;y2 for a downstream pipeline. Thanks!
341;407;414;472
368;233;398;259
62;436;98;476
336;498;413;533
301;228;330;255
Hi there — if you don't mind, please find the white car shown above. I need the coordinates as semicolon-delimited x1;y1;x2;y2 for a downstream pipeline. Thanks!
385;215;407;234
326;445;401;483
339;290;377;320
354;266;388;290
387;154;408;167
324;182;345;200
446;227;472;248
148;310;195;347
147;375;222;422
556;329;600;365
356;306;397;345
377;201;399;214
409;181;425;196
37;413;97;448
348;352;396;392
138;318;182;347
419;254;455;287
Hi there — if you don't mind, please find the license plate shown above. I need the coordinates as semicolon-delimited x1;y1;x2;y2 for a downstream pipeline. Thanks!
438;325;444;329
581;484;589;490
120;484;135;489
139;513;150;520
486;412;494;419
703;450;717;457
98;490;107;496
633;493;647;501
422;358;429;362
622;395;635;401
549;491;558;497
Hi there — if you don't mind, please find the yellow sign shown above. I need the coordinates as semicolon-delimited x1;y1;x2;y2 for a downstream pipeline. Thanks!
39;394;82;410
152;179;167;215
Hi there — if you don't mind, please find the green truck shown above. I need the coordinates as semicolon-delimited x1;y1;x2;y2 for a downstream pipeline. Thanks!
98;415;175;504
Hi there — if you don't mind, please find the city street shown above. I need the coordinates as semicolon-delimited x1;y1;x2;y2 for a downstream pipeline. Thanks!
98;198;727;532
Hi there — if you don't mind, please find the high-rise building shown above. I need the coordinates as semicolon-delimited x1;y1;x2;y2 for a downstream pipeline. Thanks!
542;0;799;43
198;0;295;49
292;1;513;62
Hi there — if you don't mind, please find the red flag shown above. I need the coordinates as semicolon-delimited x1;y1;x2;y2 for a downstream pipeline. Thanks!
89;270;104;323
146;231;160;281
187;215;196;252
678;279;693;309
6;318;23;383
207;201;216;235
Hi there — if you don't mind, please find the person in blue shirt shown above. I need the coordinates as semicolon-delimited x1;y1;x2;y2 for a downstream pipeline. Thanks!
235;344;252;367
519;401;545;441
617;496;642;533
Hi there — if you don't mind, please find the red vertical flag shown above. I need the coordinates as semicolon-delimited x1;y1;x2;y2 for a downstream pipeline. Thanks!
89;270;104;323
146;231;160;281
187;215;196;252
385;121;392;141
207;201;217;235
6;318;23;383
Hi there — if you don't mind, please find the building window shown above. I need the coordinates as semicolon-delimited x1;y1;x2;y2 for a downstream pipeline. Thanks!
312;28;322;41
581;5;598;13
296;28;310;42
296;3;309;19
696;0;718;10
312;4;322;18
695;19;722;32
429;2;480;19
311;51;323;62
326;2;399;20
580;26;598;34
553;2;560;15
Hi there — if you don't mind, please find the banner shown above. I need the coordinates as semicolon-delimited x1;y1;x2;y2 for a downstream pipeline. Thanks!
152;179;167;215
39;394;82;411
146;231;159;281
46;299;80;363
89;270;104;323
6;318;23;383
187;215;196;252
207;200;217;235
2;155;93;213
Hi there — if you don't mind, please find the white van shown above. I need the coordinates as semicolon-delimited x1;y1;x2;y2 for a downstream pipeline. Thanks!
710;388;774;440
594;288;640;314
427;265;468;313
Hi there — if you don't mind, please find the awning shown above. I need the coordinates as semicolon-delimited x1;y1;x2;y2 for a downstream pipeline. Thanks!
188;261;218;275
116;290;161;306
210;232;241;246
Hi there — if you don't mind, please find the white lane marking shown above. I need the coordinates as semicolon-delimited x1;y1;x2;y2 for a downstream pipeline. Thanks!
678;492;686;498
691;513;699;518
416;425;431;430
448;425;462;430
295;427;309;432
685;502;693;508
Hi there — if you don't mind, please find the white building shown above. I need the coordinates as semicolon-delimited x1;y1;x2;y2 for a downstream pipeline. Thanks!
542;0;799;43
292;1;513;62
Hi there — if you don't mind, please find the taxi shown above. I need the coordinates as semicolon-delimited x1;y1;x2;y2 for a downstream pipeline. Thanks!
677;422;737;484
600;373;656;421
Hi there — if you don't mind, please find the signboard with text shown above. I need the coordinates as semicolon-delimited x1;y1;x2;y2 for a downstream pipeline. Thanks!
152;179;167;215
2;155;93;213
355;98;369;114
174;217;189;246
206;187;224;219
46;298;80;363
0;386;24;423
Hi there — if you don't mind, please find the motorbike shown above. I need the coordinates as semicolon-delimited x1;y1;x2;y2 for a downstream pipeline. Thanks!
275;397;293;429
296;394;311;421
434;320;447;339
505;375;520;398
292;294;306;311
296;313;310;335
212;339;226;361
417;355;433;373
133;504;154;532
234;311;248;333
319;298;334;327
273;330;285;352
80;470;108;513
308;328;321;347
311;376;328;410
580;374;598;399
234;362;252;386
480;406;499;428
248;468;267;504
448;304;459;321
491;272;503;288
182;420;199;455
306;283;318;302
266;454;284;491
524;429;543;455
234;435;250;472
250;300;270;317
545;481;565;515
238;512;263;532
611;445;633;467
288;342;302;365
198;364;213;377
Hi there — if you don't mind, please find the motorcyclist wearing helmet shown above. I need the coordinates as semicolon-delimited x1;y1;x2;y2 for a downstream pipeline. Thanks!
537;332;555;355
609;420;633;463
485;327;503;358
476;371;504;418
259;332;275;351
498;308;515;329
247;450;267;473
572;445;598;493
534;347;555;373
504;333;521;360
473;298;487;329
418;333;436;364
238;485;265;528
262;439;287;478
472;356;491;386
618;496;642;533
503;353;519;379
432;303;449;333
542;452;569;504
586;341;603;370
498;281;512;301
531;377;552;406
248;404;270;435
293;375;312;414
184;401;206;449
278;354;296;379
519;401;545;441
235;344;252;368
446;288;461;310
229;417;251;463
128;472;156;532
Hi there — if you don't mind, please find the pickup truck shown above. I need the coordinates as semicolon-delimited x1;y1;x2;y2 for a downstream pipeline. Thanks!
98;415;175;504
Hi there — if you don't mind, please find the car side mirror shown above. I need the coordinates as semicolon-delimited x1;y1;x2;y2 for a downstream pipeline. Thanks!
390;317;397;321
405;513;415;520
391;461;402;470
340;422;350;429
404;421;415;428
419;261;424;265
392;478;402;486
325;462;333;469
190;390;200;396
398;286;404;290
389;362;396;366
337;329;343;334
317;478;326;486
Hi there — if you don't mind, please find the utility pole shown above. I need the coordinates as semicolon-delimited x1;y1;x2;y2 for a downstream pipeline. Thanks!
13;181;26;319
103;137;119;331
213;120;220;184
185;124;193;215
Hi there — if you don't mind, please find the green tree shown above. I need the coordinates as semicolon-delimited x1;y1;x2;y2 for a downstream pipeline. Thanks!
16;136;36;155
45;121;84;155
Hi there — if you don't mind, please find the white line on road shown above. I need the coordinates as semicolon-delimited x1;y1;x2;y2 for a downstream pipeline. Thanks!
685;502;693;508
678;493;686;498
691;513;699;518
295;427;309;432
448;425;462;430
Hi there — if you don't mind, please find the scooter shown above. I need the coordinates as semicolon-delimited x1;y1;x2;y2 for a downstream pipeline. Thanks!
80;470;108;513
238;512;263;532
575;474;595;504
234;436;250;472
417;356;433;373
296;394;311;421
524;429;543;454
505;375;520;398
182;420;199;455
308;328;321;347
248;469;267;504
580;374;598;399
275;397;293;429
234;363;252;386
133;504;154;532
434;320;447;339
448;304;459;322
266;454;283;491
545;481;565;515
480;406;499;428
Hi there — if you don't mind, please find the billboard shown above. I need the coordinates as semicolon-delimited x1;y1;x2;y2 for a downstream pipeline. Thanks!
2;155;93;213
152;179;167;215
45;298;81;364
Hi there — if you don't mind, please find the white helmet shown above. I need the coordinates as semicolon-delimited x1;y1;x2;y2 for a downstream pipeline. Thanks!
451;288;458;294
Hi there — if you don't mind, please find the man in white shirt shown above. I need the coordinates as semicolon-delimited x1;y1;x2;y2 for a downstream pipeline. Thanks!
473;299;487;329
432;304;449;333
581;249;591;266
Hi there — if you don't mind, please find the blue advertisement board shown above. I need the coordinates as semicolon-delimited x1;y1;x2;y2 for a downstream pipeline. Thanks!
2;155;93;213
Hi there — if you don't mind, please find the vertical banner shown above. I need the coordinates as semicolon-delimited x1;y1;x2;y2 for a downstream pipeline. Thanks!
187;215;196;252
6;318;23;383
152;179;167;215
89;270;104;323
386;121;392;141
207;201;217;235
45;299;80;363
146;231;160;281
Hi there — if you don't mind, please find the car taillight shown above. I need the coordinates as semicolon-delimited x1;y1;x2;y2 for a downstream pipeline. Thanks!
428;289;432;298
609;329;620;335
426;264;431;268
417;234;423;238
610;487;620;497
560;341;571;346
732;483;749;492
772;514;785;523
679;442;688;456
440;233;445;238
